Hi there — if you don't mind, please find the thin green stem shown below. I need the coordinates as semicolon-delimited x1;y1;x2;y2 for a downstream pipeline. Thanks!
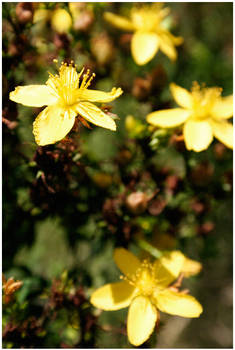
136;239;163;259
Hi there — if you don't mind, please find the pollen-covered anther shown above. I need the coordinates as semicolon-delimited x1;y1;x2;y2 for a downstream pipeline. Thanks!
120;274;136;287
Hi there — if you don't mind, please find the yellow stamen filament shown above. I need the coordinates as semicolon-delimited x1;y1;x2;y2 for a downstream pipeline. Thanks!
46;61;96;108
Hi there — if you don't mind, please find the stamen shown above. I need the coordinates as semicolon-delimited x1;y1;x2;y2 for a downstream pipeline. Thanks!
120;274;135;287
85;73;96;89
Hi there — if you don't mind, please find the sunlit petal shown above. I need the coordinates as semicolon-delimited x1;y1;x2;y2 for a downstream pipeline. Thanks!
158;31;178;61
78;87;123;103
211;95;233;119
131;31;159;65
127;296;157;346
210;119;233;149
182;257;202;278
170;83;193;109
184;120;213;152
147;108;190;128
10;85;58;107
75;102;116;131
104;12;135;31
156;290;203;318
154;251;185;287
33;106;76;146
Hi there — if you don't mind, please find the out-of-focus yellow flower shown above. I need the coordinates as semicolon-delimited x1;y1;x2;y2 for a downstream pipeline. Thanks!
90;248;203;346
51;8;72;34
147;82;233;152
33;8;51;24
10;61;123;146
33;7;72;34
125;115;146;136
104;4;183;65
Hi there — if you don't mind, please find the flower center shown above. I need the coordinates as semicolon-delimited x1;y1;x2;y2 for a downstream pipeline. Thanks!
122;260;160;297
131;4;168;32
46;61;95;108
190;82;222;120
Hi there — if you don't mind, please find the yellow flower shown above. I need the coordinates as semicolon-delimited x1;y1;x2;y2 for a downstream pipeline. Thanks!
33;7;72;34
90;248;203;346
104;4;183;65
9;61;123;146
147;82;233;152
51;8;72;34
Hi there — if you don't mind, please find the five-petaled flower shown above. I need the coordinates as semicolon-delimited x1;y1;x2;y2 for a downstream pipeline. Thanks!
147;82;233;152
90;248;203;346
104;3;183;65
9;61;123;146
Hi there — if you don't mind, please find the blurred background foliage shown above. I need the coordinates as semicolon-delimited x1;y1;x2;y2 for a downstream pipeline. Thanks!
2;2;233;348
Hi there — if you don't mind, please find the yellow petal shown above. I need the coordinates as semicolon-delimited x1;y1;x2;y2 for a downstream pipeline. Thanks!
75;102;116;131
127;296;157;346
158;31;178;61
183;120;213;152
104;12;135;31
154;251;185;287
167;31;184;46
78;87;123;103
131;31;159;65
90;281;136;311
33;9;51;24
211;95;233;119
33;106;76;146
51;8;72;34
147;108;190;128
170;83;193;109
9;85;57;107
182;257;202;278
114;248;141;277
210;119;233;149
156;290;203;318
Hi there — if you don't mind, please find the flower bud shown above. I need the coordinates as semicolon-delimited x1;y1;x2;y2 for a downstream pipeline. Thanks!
91;33;114;66
165;175;179;191
148;196;166;216
198;221;214;235
16;2;34;24
74;10;94;31
125;192;148;215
